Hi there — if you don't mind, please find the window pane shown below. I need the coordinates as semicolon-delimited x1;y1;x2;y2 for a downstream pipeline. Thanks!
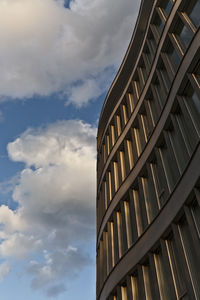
175;18;193;49
191;199;200;238
188;0;200;28
161;0;173;17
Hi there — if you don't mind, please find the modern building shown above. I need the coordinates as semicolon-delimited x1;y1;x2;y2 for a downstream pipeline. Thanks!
96;0;200;299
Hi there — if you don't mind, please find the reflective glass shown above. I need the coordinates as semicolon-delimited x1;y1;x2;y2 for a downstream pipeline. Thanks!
172;48;181;66
188;0;200;28
164;1;173;15
175;19;193;49
154;13;165;35
191;90;200;113
166;40;181;72
179;25;193;48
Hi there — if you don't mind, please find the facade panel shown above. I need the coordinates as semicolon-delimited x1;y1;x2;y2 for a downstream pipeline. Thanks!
97;0;200;299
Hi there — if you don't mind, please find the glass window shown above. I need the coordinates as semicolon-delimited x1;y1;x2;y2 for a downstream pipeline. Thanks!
133;124;144;157
153;11;165;36
121;285;128;300
152;76;166;108
119;150;126;182
154;248;177;299
158;61;172;92
181;81;200;140
121;103;128;127
165;235;187;298
107;221;115;269
174;18;193;50
125;139;134;170
110;124;115;147
187;0;200;28
139;113;152;142
140;173;159;223
113;161;119;192
115;113;122;138
116;211;123;258
132;189;143;237
130;275;139;300
149;158;169;207
144;44;153;67
178;217;200;298
166;39;181;72
167;120;190;173
158;138;180;192
107;171;112;202
133;80;141;100
147;30;157;57
123;201;133;248
146;93;161;125
191;199;200;238
142;264;153;300
159;0;173;17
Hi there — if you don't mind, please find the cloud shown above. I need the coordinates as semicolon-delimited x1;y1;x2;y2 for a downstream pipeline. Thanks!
0;262;10;281
0;119;96;296
46;284;66;298
0;111;4;123
0;0;139;105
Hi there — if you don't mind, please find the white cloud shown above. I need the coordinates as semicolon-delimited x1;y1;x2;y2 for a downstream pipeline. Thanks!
0;262;10;281
0;119;96;295
0;0;140;105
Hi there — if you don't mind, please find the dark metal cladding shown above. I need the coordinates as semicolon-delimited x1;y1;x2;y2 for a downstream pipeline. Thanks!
97;0;200;299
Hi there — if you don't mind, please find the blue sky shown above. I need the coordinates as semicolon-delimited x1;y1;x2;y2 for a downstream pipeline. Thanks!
0;0;139;299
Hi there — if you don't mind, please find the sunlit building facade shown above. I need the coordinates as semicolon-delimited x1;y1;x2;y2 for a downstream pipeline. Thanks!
96;0;200;299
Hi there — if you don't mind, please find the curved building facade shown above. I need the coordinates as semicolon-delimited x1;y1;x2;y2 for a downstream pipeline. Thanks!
96;0;200;299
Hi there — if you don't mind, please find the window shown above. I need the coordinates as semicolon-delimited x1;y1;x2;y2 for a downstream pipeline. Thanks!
190;198;200;238
116;211;123;258
173;17;193;51
147;30;157;57
160;0;173;17
151;11;165;40
125;139;134;170
152;159;170;207
132;189;143;237
157;60;172;93
166;119;190;173
187;0;200;28
123;200;133;248
130;275;139;300
151;76;166;108
113;161;119;192
142;264;153;300
154;248;177;299
178;217;200;298
167;39;181;72
115;113;122;138
140;170;159;223
126;92;135;115
107;221;115;269
110;124;115;147
120;285;128;300
165;235;187;299
146;92;161;125
157;137;180;192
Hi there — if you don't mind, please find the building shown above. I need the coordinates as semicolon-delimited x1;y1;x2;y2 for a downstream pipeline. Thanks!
96;0;200;299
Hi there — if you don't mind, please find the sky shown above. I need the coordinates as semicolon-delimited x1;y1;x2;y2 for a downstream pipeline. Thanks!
0;0;140;299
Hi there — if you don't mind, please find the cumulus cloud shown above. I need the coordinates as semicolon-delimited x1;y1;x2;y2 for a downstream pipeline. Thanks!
0;0;139;105
0;120;96;296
